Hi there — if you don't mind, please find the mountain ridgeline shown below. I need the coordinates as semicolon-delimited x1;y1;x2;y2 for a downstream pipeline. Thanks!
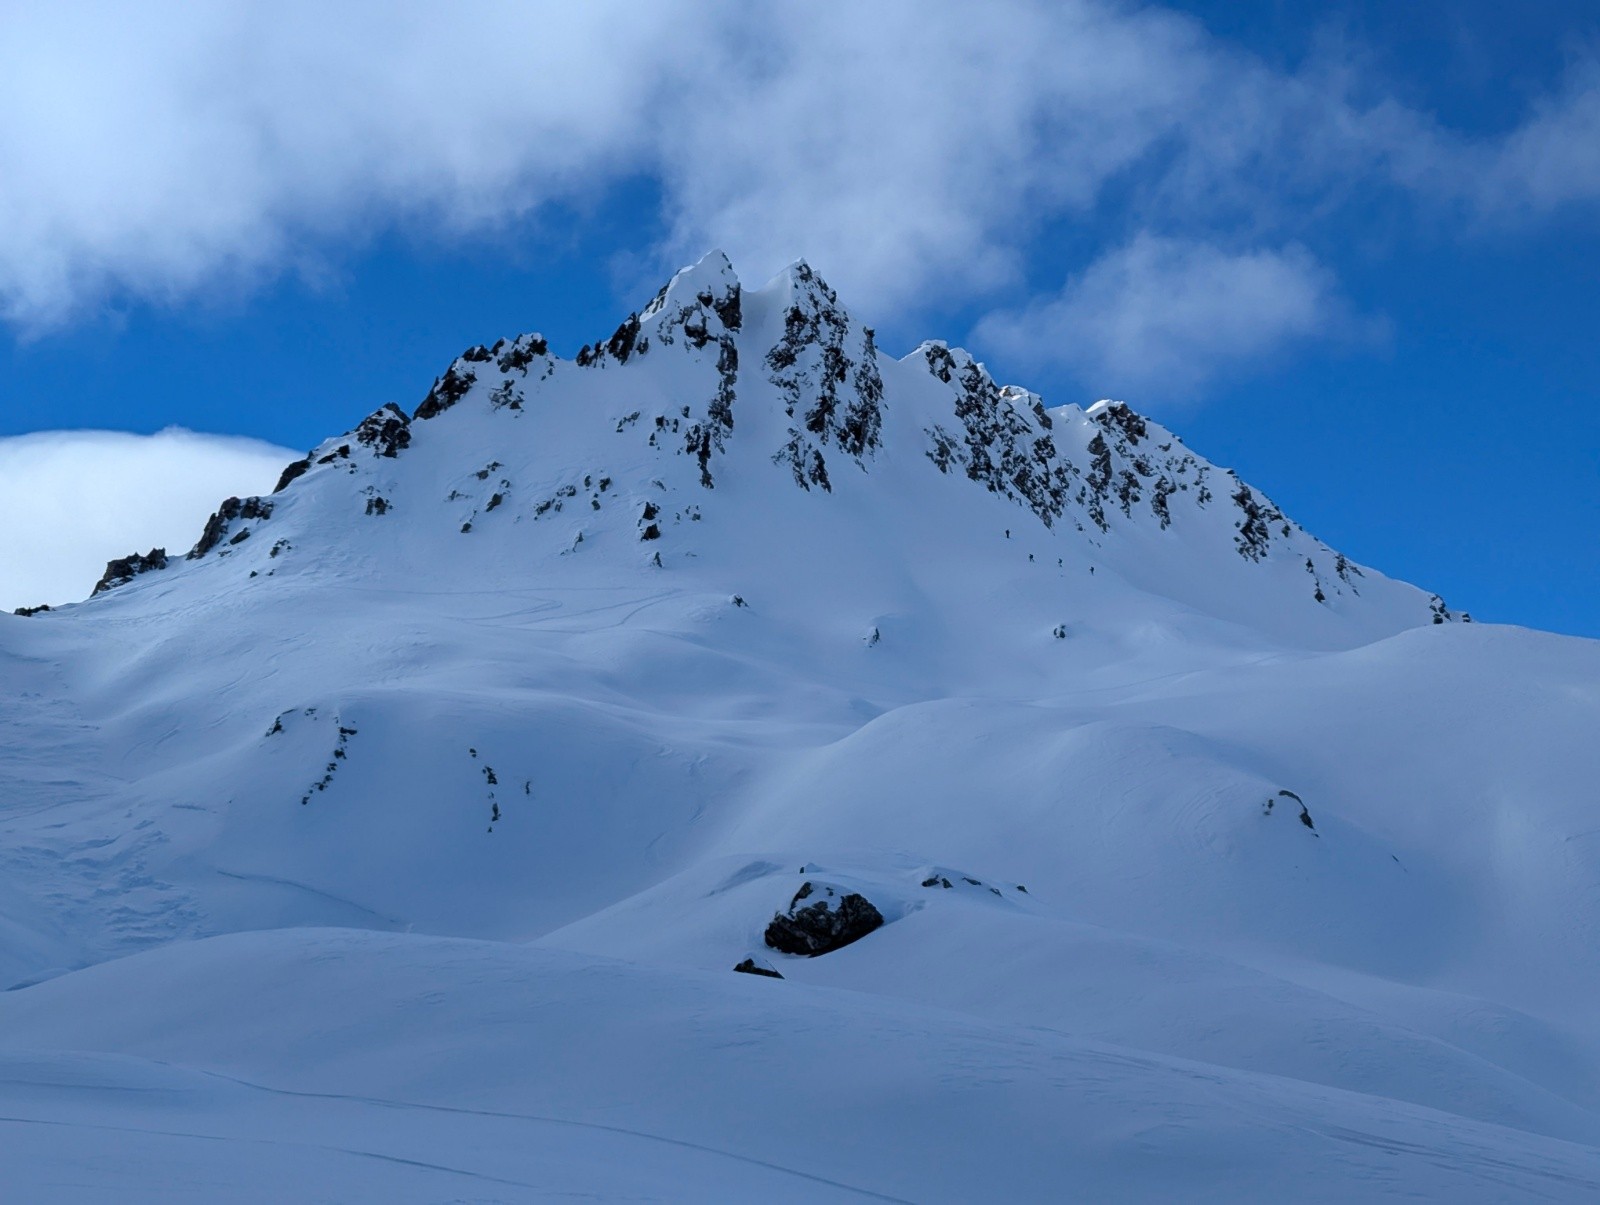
79;251;1460;642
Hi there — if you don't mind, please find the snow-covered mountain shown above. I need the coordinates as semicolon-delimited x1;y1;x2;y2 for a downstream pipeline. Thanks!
2;253;1597;1202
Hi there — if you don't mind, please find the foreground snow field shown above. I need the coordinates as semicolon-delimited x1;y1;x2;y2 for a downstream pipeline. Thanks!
3;254;1598;1200
6;929;1600;1203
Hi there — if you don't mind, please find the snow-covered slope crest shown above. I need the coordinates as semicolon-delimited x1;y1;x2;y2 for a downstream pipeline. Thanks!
79;249;1459;645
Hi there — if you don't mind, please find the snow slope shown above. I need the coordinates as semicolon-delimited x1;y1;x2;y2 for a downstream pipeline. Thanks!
1;252;1596;1200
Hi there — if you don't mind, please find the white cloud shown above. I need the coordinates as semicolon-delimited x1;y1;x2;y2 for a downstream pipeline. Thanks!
973;235;1354;397
0;2;1596;373
1480;61;1600;217
0;428;296;609
0;1;715;327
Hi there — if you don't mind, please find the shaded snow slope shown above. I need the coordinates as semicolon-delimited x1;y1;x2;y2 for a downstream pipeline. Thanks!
4;929;1600;1204
1;254;1595;1200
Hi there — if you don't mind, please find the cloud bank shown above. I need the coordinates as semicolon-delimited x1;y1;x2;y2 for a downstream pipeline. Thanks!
1;1;1598;394
0;429;295;610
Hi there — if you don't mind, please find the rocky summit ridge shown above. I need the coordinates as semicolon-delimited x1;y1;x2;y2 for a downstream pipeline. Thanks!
72;250;1459;643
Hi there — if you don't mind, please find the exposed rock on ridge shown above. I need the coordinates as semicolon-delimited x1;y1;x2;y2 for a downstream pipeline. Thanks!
768;261;885;492
84;250;1462;630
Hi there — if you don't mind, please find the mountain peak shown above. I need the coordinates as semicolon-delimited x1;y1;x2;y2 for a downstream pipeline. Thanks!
65;251;1464;643
641;248;741;328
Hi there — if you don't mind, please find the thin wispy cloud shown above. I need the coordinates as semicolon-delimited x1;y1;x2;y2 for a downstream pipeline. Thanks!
0;1;1597;394
0;429;295;610
974;236;1365;399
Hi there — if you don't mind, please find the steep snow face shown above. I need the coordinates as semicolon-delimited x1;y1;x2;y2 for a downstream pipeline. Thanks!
1;253;1596;1200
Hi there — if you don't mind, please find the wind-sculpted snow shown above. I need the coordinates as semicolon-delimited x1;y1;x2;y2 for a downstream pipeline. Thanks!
0;253;1585;1199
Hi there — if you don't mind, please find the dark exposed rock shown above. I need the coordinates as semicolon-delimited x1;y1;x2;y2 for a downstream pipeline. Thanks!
1083;433;1113;531
190;497;273;560
272;456;311;493
764;881;884;956
1096;401;1148;445
1232;482;1284;562
767;264;884;492
352;404;412;458
606;312;642;363
12;604;51;616
93;548;169;595
496;333;548;374
299;717;358;805
1150;476;1175;528
681;335;740;488
365;496;390;516
414;360;478;420
1265;789;1317;833
921;343;1073;528
733;958;783;979
620;261;746;487
642;264;742;352
488;380;523;410
711;286;742;332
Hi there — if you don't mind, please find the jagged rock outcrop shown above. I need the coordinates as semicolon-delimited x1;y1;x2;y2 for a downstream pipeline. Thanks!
93;548;168;595
273;455;311;494
634;251;743;487
921;342;1074;526
190;497;274;559
768;261;884;492
764;881;885;956
352;404;412;458
130;250;1459;632
414;358;480;421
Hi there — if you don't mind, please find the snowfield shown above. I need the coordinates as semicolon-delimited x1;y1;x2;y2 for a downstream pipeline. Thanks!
2;253;1597;1201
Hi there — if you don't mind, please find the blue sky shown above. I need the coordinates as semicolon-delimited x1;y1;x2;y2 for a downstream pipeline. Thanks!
0;1;1596;635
